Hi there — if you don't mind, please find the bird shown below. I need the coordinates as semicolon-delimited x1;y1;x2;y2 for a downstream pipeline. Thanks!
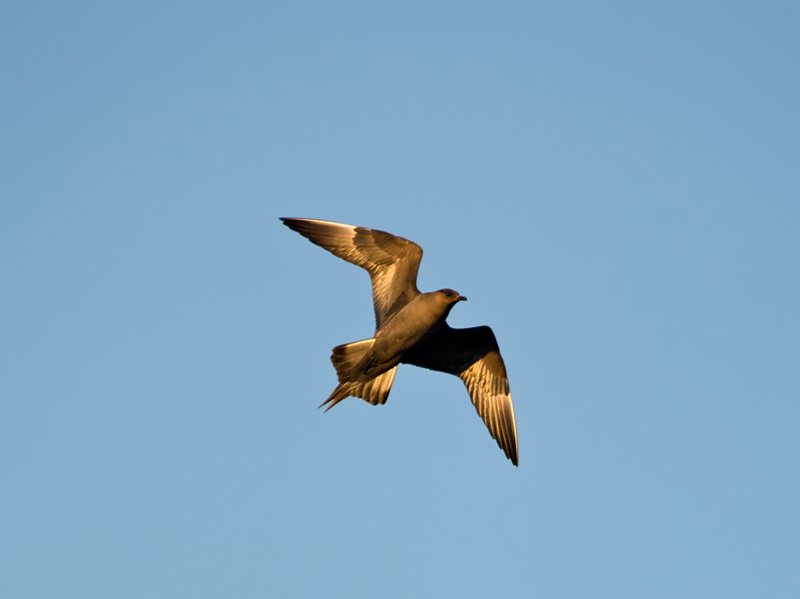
281;217;518;466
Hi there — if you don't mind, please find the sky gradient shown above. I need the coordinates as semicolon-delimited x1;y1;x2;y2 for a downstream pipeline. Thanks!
2;1;799;597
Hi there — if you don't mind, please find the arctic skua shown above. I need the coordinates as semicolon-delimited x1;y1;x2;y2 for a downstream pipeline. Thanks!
281;217;518;466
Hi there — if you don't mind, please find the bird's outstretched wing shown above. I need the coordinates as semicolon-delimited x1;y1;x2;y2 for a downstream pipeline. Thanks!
402;324;518;466
281;218;422;329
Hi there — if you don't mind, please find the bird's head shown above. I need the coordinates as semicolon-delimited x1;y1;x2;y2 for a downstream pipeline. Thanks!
437;288;467;306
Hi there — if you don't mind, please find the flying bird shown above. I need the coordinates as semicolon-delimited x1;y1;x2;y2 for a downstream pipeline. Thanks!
281;217;518;466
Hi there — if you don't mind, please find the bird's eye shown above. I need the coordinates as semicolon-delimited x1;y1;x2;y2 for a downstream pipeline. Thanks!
445;291;452;297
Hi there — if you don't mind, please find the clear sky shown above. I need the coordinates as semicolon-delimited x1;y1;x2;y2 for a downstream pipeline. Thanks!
2;1;798;597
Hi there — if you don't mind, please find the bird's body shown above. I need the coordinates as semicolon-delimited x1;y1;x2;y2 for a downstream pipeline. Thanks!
369;291;458;371
281;217;519;466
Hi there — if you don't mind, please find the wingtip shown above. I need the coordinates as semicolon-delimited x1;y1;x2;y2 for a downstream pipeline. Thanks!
280;217;309;233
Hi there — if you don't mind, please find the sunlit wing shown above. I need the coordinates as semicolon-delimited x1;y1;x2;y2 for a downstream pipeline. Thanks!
281;218;423;328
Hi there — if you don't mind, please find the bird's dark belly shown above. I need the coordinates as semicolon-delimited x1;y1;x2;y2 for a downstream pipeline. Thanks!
363;317;444;377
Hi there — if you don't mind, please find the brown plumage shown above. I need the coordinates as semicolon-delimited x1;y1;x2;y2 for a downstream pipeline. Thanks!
281;217;519;466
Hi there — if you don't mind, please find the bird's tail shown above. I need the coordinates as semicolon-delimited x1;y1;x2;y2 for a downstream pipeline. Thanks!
320;339;397;411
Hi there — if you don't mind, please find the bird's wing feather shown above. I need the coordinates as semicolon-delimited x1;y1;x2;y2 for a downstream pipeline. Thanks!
281;218;422;328
402;324;518;465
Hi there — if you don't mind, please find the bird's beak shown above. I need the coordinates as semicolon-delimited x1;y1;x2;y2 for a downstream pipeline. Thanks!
458;295;468;302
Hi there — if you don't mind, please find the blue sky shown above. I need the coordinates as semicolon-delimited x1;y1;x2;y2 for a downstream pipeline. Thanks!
2;1;798;597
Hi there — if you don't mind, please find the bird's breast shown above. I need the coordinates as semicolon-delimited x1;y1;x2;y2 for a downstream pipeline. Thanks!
372;299;448;363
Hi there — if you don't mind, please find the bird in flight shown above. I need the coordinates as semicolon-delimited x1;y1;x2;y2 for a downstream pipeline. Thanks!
281;217;518;466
